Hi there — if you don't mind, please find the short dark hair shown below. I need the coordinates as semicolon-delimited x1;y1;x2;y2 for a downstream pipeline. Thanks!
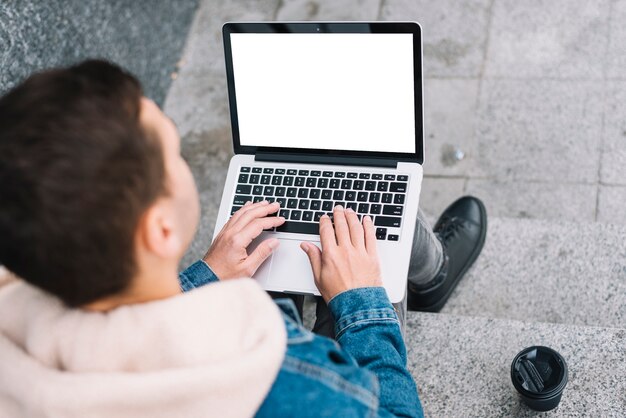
0;60;166;307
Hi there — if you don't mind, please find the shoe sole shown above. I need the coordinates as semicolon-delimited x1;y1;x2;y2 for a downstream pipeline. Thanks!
409;198;488;312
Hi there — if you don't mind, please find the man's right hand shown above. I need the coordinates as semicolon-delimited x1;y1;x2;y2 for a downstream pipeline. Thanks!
300;205;382;303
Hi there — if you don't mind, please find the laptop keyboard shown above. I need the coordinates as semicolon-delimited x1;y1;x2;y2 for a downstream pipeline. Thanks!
231;166;409;241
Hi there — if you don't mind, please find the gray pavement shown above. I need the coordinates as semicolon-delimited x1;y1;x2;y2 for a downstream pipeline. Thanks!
0;0;199;105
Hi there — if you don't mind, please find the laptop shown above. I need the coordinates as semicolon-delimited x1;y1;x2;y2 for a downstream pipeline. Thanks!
213;22;424;303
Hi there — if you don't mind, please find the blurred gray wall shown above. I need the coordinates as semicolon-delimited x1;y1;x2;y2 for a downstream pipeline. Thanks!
0;0;200;105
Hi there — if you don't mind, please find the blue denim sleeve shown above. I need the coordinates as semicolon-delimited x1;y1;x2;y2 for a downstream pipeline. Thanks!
328;287;423;417
178;260;219;292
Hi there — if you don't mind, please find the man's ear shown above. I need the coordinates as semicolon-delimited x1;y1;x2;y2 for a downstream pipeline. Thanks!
138;200;183;259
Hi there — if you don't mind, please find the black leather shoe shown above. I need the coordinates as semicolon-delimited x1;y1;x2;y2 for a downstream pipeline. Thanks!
407;196;487;312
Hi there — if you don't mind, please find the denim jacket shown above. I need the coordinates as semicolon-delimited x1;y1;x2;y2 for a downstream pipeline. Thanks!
180;261;423;418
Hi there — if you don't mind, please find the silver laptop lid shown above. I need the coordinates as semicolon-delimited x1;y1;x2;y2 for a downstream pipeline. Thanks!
223;22;424;165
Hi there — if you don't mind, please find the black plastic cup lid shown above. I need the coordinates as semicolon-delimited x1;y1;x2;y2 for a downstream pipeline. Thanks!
511;346;568;399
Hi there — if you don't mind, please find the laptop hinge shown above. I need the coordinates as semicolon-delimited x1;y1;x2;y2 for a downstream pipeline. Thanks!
255;152;398;168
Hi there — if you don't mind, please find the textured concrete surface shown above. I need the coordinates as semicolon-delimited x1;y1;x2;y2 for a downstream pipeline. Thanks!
484;0;611;78
471;80;604;183
601;81;626;186
598;185;626;224
465;180;598;222
0;0;199;105
276;0;381;21
381;0;492;77
405;312;626;417
442;218;626;329
607;0;626;78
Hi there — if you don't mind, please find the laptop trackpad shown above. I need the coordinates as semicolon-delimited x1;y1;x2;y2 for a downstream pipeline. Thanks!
262;237;320;294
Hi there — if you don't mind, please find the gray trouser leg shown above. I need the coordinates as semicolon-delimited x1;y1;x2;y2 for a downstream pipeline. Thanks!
407;209;444;286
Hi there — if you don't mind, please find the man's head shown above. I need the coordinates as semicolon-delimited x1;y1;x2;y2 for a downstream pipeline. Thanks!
0;60;199;307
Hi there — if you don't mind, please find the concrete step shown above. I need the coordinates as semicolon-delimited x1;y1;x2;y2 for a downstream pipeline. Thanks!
405;311;625;417
440;217;626;329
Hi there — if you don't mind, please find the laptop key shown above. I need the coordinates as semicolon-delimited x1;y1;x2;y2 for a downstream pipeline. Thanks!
275;168;286;174
372;174;383;180
345;191;356;201
287;188;297;197
310;189;321;199
358;203;369;213
322;171;333;177
346;202;357;211
365;181;376;191
347;172;358;178
298;188;309;198
231;205;242;215
388;234;399;241
333;190;344;200
263;186;274;196
238;174;249;183
394;194;405;204
253;196;263;203
397;175;409;181
369;192;381;203
383;205;404;216
322;201;333;211
314;212;325;221
353;180;364;190
282;176;294;186
240;167;251;173
276;221;318;235
370;204;382;214
263;168;274;174
311;200;322;210
249;174;260;184
374;216;401;228
252;186;263;195
303;211;313;222
233;195;250;206
276;198;287;207
359;173;371;179
279;209;290;218
384;174;395;180
295;177;306;187
334;172;346;178
390;182;407;193
261;175;271;184
382;193;393;204
290;210;302;221
275;187;286;197
357;192;368;202
341;179;352;189
329;179;340;189
287;199;298;208
311;170;321;177
377;181;389;192
306;177;317;187
299;200;310;210
376;227;387;240
298;170;309;176
236;184;252;194
287;169;297;175
321;189;332;200
252;167;262;173
272;176;282;185
318;178;329;188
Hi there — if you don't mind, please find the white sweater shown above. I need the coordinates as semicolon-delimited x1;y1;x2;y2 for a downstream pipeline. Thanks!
0;268;286;418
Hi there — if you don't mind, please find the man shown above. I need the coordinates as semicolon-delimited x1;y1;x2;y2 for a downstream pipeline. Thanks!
0;60;486;417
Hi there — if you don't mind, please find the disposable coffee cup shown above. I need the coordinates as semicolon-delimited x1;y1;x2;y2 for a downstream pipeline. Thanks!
511;346;568;411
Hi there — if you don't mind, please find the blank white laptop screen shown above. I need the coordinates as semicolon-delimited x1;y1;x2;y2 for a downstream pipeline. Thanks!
230;33;415;154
